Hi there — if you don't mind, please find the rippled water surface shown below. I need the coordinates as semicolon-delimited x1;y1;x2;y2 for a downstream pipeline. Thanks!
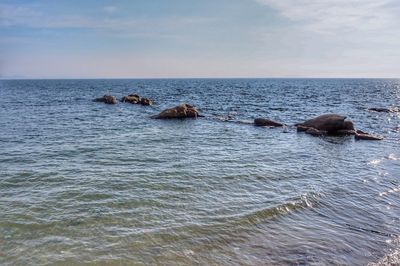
0;79;399;265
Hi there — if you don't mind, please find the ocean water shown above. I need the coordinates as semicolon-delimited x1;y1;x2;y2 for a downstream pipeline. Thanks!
0;78;399;265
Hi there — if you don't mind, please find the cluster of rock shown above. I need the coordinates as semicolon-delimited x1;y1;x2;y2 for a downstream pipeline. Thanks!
94;94;153;105
252;114;382;140
294;114;382;140
93;95;383;141
121;94;153;105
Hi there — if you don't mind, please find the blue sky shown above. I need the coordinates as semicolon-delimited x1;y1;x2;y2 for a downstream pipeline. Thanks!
1;0;400;78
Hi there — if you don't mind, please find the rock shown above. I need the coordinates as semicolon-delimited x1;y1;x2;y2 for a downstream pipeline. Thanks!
122;94;153;106
94;95;117;104
355;133;383;140
297;114;383;140
140;98;153;106
296;125;310;132
296;114;353;133
332;121;356;135
343;120;355;131
254;118;283;127
334;129;356;135
355;129;383;140
305;128;326;136
151;103;200;119
368;107;392;113
121;94;140;104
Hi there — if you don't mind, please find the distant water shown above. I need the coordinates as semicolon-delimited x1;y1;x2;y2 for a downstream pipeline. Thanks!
0;79;399;265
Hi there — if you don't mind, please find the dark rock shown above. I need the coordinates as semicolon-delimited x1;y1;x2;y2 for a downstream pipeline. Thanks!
140;98;153;106
297;114;383;140
305;128;326;136
355;133;383;140
369;107;392;113
296;114;353;133
334;129;356;135
342;120;355;131
122;94;153;106
254;118;283;127
152;103;200;119
94;95;117;104
296;125;310;132
121;94;140;104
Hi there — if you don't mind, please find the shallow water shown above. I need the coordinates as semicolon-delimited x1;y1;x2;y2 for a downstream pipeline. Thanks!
0;79;399;265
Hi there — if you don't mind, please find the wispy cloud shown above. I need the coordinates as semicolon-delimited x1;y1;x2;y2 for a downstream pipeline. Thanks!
254;0;400;34
0;4;213;32
102;5;119;14
0;4;41;27
2;1;400;78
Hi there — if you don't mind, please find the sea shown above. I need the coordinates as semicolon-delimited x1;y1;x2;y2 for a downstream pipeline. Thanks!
0;78;399;265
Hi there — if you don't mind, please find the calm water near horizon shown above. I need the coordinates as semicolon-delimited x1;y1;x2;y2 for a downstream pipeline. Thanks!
0;78;399;265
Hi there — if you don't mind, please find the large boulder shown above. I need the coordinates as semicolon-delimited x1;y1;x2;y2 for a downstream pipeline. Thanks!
151;103;200;119
297;114;383;140
94;95;117;104
254;118;283;127
296;114;354;134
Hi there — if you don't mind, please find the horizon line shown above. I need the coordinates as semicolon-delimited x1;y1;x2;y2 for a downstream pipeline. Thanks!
1;76;399;80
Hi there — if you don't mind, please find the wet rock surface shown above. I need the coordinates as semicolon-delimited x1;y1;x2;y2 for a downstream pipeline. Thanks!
254;118;283;127
122;94;153;105
296;114;353;133
94;95;118;104
151;103;200;119
296;114;382;140
368;107;399;113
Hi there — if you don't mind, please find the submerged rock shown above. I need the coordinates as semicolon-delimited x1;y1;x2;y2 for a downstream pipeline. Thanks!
333;129;356;135
254;118;283;127
355;130;383;140
94;95;117;104
368;107;398;113
151;103;200;119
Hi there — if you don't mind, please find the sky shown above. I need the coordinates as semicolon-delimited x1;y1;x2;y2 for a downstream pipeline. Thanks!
1;0;400;78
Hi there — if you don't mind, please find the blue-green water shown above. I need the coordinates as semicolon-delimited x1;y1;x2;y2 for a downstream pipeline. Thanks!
0;79;399;265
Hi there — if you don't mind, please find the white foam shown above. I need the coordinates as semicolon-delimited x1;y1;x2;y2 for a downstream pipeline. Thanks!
369;236;400;266
387;153;398;161
368;159;382;166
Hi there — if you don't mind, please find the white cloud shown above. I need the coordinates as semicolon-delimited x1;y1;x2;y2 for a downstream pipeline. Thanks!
254;0;400;34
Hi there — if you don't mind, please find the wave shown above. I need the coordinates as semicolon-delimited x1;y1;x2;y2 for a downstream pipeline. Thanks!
208;193;320;228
